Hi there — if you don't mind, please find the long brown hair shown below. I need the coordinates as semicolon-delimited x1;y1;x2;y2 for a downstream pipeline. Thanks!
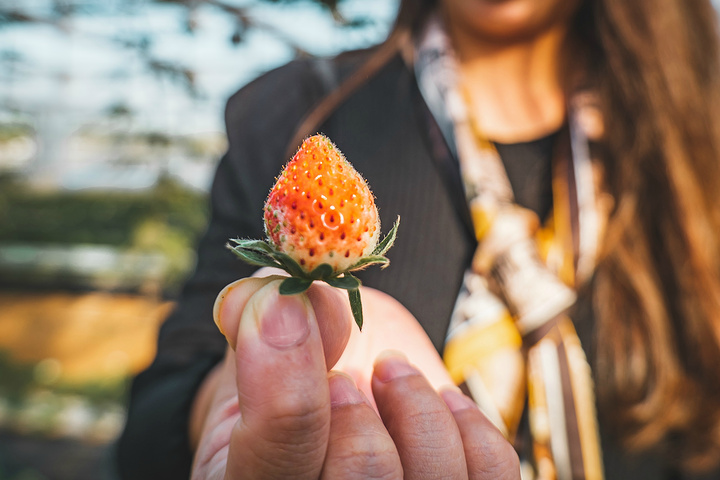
293;0;720;470
581;0;720;471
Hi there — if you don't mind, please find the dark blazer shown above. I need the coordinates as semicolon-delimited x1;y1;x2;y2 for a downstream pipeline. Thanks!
116;48;718;480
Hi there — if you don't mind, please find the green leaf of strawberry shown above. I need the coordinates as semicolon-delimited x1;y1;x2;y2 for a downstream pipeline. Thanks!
227;134;399;330
269;250;307;279
348;255;390;271
309;263;334;280
348;288;363;330
325;273;361;290
372;216;400;257
226;245;279;268
279;277;313;295
229;238;274;253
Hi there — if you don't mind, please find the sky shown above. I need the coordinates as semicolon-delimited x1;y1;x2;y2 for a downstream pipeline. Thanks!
0;0;399;137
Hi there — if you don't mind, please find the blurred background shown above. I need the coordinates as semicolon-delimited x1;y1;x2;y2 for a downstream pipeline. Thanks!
0;0;397;478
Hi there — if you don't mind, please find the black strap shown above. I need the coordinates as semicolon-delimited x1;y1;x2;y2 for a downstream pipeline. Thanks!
283;32;412;161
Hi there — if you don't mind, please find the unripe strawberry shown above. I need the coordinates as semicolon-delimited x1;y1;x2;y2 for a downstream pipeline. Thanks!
227;134;398;330
263;135;380;274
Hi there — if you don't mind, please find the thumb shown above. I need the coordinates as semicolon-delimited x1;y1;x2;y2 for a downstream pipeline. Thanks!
223;279;331;479
213;275;280;350
214;276;352;368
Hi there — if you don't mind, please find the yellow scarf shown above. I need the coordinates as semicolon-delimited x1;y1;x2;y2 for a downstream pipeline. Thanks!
415;15;608;480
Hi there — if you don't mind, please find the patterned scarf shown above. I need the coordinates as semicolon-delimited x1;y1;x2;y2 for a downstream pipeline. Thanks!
414;15;607;480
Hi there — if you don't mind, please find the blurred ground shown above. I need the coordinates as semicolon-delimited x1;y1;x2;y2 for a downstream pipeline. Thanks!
0;292;172;480
0;293;171;383
0;431;117;480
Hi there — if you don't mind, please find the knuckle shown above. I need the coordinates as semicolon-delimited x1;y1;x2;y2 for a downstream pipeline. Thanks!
265;394;328;434
246;398;329;475
347;451;402;479
329;432;402;479
404;404;455;437
468;428;520;479
487;441;520;479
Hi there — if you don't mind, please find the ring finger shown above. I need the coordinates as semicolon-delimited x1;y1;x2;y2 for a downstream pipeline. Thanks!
372;352;468;479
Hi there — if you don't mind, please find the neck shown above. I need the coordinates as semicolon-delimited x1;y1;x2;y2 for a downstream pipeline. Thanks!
448;20;570;143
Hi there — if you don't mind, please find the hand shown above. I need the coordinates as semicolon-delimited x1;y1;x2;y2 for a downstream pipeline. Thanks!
189;276;520;479
333;286;460;403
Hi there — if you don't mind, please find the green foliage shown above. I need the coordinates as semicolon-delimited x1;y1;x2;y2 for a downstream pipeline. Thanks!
0;352;35;405
0;352;129;408
0;123;33;142
0;176;207;247
0;176;208;291
50;377;130;408
0;350;130;406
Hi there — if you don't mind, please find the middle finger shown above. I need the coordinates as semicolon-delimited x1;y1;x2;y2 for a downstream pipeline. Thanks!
321;372;403;479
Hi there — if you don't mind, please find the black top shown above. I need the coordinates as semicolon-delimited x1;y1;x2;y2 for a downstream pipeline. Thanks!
495;133;557;222
116;48;719;480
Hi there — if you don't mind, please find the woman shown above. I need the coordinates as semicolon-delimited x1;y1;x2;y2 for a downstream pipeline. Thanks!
117;0;720;478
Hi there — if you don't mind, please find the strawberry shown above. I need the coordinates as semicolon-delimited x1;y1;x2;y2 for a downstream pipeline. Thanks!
264;135;381;273
228;134;399;329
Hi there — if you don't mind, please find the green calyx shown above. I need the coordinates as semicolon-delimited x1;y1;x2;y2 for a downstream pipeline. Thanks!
227;216;400;330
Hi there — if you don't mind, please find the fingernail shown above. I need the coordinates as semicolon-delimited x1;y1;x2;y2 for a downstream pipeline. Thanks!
258;291;311;349
328;372;365;408
373;351;419;383
213;281;241;335
441;389;478;413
